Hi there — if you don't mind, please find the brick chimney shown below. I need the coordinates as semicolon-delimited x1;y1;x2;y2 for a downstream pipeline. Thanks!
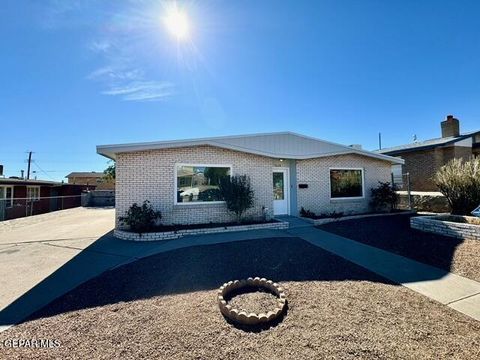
441;115;460;138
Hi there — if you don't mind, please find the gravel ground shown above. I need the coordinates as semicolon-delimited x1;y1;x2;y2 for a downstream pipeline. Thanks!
319;213;480;282
228;290;279;314
1;237;479;359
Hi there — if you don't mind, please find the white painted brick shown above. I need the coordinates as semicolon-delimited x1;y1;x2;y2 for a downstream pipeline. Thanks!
296;155;391;215
116;146;392;225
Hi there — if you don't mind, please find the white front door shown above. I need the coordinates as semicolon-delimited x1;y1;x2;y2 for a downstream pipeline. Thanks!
273;168;289;215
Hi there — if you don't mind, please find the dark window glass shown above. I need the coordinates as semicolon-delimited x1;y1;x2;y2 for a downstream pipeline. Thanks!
330;169;363;198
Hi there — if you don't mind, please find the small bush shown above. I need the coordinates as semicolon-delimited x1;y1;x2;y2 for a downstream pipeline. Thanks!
300;208;344;219
219;175;254;223
118;200;161;233
326;211;344;219
435;157;480;215
300;207;317;219
370;182;398;212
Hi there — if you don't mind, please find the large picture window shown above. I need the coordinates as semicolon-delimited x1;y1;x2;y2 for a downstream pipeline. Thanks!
330;169;364;199
175;164;231;203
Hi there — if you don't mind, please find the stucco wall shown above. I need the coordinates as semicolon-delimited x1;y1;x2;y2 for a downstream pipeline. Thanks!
116;145;276;226
296;154;392;215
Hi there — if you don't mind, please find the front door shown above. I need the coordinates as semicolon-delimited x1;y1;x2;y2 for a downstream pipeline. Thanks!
273;168;289;215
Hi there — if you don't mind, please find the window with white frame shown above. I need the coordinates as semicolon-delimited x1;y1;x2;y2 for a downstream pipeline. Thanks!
175;164;231;203
27;186;40;201
330;168;364;199
0;186;13;208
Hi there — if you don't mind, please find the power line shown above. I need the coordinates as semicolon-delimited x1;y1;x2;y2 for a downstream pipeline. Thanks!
33;161;56;181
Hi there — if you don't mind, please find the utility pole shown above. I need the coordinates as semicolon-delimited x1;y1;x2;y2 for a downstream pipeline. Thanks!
26;151;32;180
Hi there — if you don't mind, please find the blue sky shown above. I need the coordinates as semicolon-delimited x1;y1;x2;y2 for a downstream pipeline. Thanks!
1;0;480;181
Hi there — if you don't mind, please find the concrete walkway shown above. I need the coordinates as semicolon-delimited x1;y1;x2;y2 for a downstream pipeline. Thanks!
283;220;480;321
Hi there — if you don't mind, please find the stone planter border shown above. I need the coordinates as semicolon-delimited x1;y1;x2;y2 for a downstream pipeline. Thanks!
411;215;480;241
304;210;416;226
217;277;287;326
114;220;289;242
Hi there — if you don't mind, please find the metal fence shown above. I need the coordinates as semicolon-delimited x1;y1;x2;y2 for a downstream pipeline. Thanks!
0;195;82;221
391;172;412;210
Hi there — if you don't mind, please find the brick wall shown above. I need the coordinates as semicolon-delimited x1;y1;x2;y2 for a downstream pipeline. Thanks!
116;146;395;226
296;154;392;215
399;145;473;191
411;216;480;241
116;145;275;226
68;176;115;190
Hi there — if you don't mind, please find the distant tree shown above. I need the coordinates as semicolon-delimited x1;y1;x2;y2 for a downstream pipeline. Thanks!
103;162;116;182
204;167;229;185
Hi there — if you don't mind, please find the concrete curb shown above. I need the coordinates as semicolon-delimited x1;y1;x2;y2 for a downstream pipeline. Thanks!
114;221;289;241
302;211;416;226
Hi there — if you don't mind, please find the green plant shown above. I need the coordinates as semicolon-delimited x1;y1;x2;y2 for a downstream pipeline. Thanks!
219;175;254;223
370;182;398;212
103;162;116;181
300;207;317;219
326;211;344;219
435;157;480;215
118;201;161;233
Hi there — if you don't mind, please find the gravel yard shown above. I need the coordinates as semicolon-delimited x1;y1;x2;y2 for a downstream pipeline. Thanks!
319;213;480;282
1;237;479;359
227;290;279;314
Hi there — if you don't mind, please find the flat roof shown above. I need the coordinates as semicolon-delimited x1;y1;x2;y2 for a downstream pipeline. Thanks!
0;178;61;186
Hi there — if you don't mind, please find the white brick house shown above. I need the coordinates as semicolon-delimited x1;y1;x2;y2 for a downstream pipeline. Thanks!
97;132;403;226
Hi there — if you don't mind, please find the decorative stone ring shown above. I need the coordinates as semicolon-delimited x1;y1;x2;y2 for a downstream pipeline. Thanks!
217;277;287;325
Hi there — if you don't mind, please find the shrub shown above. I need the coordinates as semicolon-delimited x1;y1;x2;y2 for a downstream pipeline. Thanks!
219;175;254;223
300;207;317;219
326;211;344;219
370;182;398;212
118;200;161;233
299;208;344;219
435;157;480;215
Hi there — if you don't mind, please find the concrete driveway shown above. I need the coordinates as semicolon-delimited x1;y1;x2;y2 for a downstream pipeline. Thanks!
0;207;118;329
0;209;290;330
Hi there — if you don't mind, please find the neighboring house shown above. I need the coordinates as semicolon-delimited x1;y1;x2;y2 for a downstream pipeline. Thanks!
66;171;115;190
97;132;402;226
0;178;89;221
377;116;480;191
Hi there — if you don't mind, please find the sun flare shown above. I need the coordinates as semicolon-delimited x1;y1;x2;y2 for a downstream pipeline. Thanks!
163;6;190;41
